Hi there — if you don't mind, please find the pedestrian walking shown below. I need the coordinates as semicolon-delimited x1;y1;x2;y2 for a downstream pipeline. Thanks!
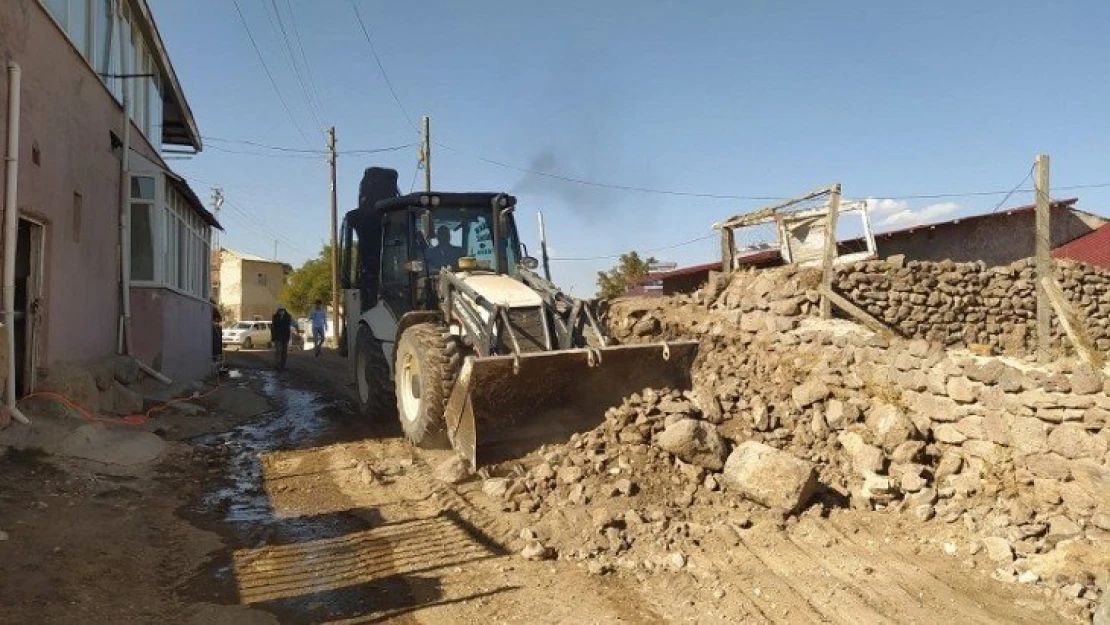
271;305;294;370
309;299;328;357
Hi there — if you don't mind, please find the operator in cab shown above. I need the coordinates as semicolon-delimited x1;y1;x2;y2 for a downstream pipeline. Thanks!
426;225;465;272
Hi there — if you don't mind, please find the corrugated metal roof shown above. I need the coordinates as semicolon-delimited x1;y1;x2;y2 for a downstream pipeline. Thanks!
1052;222;1110;270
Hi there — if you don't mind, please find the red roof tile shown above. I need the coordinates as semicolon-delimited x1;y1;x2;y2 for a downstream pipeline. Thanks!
1052;222;1110;270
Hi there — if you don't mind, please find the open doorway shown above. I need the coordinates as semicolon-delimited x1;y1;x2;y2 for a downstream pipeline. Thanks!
14;217;44;396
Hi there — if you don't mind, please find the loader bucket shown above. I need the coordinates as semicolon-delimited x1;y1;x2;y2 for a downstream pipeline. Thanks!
443;340;699;470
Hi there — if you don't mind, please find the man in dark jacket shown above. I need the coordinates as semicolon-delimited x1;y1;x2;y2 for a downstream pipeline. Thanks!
271;306;295;371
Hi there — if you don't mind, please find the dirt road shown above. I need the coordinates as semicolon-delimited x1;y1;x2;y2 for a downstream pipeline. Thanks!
0;347;1079;623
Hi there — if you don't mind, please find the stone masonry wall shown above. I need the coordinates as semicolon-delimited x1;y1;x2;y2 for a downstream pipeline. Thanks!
834;257;1110;355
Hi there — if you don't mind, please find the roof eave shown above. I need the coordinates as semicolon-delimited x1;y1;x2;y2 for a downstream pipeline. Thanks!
132;0;202;152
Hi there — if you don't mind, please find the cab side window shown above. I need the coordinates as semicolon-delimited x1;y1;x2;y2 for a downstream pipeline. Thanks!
380;211;409;285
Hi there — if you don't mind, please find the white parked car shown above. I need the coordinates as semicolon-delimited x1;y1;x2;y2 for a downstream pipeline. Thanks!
222;320;272;350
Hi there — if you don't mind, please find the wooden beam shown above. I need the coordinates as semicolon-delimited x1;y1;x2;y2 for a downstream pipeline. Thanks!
820;184;841;319
819;286;897;340
719;184;836;229
1041;276;1104;368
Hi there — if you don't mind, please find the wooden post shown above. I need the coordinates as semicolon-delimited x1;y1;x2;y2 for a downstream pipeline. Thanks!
820;184;842;319
719;227;735;273
1034;154;1051;360
1041;277;1104;368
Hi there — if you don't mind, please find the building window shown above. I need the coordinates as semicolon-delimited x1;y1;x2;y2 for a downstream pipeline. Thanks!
129;175;212;300
129;175;155;281
44;0;163;149
258;273;268;287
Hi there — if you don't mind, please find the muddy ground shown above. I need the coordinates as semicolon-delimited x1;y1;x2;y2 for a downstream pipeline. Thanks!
0;348;1082;623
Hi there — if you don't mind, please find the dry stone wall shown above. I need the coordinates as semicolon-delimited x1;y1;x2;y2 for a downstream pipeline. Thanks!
834;257;1110;355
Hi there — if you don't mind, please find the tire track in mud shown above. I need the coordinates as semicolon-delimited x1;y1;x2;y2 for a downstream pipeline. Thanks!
822;516;1065;625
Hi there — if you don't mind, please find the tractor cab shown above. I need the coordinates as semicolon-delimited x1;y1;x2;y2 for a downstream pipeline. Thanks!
371;192;533;317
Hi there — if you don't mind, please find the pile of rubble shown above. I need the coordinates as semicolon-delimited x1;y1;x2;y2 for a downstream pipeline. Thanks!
481;262;1109;620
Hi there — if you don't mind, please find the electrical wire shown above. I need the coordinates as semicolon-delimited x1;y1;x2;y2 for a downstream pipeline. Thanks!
349;0;416;131
284;0;327;120
549;233;716;262
222;200;312;257
202;136;415;155
207;144;326;160
409;161;420;193
436;141;1110;203
231;0;314;147
266;0;326;129
434;142;781;201
989;164;1036;213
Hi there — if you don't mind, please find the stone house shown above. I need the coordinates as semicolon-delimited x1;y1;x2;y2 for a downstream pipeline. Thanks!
216;249;291;322
0;0;219;390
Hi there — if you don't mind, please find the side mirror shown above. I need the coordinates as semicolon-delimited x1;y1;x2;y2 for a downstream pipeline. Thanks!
519;256;539;270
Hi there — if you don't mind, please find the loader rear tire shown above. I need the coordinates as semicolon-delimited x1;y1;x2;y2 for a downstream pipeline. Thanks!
356;324;394;419
395;323;459;446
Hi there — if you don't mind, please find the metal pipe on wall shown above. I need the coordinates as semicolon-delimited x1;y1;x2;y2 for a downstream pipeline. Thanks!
4;62;30;425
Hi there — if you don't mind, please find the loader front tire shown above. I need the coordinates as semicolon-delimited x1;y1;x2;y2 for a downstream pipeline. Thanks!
395;323;458;446
356;324;393;419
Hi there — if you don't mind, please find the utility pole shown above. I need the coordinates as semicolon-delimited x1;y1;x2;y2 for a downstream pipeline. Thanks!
328;126;339;346
1035;153;1051;361
422;116;432;192
211;187;224;250
273;239;278;261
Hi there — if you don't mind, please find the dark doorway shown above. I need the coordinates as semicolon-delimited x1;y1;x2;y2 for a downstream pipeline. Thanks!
14;218;43;396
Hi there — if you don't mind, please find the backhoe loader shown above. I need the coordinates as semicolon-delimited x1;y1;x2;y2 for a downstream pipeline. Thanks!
339;167;698;469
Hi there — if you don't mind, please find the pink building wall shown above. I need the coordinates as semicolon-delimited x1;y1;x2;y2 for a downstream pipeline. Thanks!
131;288;212;381
0;1;212;385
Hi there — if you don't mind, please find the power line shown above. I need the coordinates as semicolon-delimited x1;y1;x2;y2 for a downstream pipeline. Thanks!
202;135;416;155
282;0;327;120
222;200;311;257
436;141;1110;203
349;0;416;131
207;144;326;160
550;234;716;262
265;0;326;129
231;0;314;147
434;142;780;201
989;164;1036;213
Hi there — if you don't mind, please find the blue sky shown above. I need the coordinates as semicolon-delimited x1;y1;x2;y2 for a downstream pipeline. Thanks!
151;0;1110;295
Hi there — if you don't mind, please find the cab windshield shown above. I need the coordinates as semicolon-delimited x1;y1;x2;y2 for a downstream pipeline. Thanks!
426;207;520;274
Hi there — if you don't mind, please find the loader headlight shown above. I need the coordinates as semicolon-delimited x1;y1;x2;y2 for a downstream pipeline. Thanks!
420;195;430;206
520;256;539;270
430;195;440;207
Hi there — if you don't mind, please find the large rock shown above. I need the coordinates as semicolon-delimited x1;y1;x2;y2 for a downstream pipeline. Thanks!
655;418;728;470
722;441;818;513
865;403;917;451
38;362;100;413
100;381;144;416
1070;367;1104;395
1047;423;1108;460
433;455;470;484
792;378;831;409
837;431;885;476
